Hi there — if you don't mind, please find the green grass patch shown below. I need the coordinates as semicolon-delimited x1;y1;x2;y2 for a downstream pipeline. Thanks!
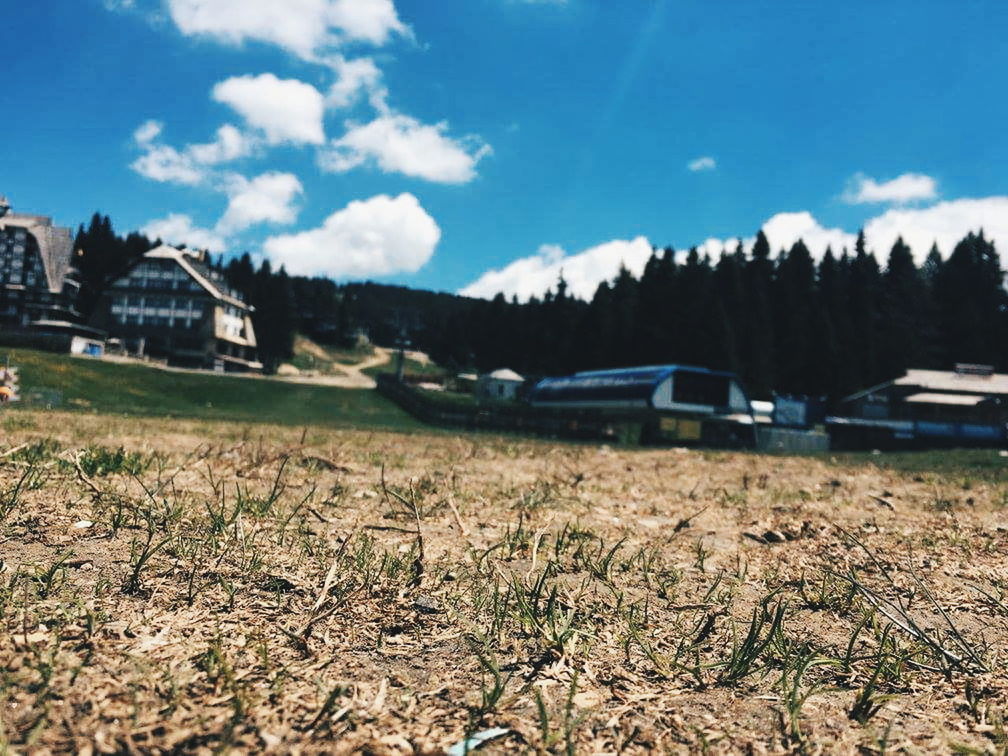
829;448;1008;484
74;446;152;477
363;357;445;380
8;349;425;432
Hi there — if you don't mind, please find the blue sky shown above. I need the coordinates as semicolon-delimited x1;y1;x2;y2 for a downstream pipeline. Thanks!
5;0;1008;300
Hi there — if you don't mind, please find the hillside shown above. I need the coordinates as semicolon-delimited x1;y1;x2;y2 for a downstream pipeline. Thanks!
6;349;422;431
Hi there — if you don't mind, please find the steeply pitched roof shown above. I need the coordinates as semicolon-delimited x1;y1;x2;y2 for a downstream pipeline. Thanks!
145;246;251;310
0;213;75;293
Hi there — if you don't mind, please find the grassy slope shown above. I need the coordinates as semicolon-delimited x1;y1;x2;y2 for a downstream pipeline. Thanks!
8;349;423;431
362;355;445;379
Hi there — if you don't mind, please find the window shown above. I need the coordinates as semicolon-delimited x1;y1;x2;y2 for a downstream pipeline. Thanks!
672;371;730;407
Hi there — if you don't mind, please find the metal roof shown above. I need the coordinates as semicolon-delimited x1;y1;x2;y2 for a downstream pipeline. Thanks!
897;369;1008;394
844;368;1008;403
903;392;988;406
529;364;736;405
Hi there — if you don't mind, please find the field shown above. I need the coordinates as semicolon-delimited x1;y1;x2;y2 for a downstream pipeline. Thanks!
2;406;1008;754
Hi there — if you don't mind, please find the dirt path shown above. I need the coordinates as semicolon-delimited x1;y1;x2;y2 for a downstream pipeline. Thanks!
97;347;393;389
278;347;392;388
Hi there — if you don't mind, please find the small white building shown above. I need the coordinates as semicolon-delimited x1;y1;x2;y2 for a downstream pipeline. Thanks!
476;368;524;402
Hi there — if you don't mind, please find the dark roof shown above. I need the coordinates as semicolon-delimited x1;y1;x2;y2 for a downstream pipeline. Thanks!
529;364;735;405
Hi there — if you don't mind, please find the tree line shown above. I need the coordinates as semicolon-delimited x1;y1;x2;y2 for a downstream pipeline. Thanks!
71;213;1007;400
408;229;1007;402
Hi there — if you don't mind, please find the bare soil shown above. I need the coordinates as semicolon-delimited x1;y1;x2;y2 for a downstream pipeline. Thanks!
1;411;1007;754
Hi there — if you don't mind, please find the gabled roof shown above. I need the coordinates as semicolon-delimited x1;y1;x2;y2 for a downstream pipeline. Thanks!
845;368;1008;402
145;246;250;310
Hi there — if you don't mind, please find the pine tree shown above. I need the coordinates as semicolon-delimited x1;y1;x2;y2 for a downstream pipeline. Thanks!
74;213;154;319
635;247;676;364
742;231;776;398
878;237;935;377
772;239;817;393
848;230;883;385
933;231;1007;367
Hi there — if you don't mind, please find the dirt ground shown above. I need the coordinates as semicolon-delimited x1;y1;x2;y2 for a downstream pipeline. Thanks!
1;410;1007;754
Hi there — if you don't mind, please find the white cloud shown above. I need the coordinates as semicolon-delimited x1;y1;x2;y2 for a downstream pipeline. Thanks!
142;213;227;252
844;172;938;205
325;55;387;111
688;156;716;172
263;193;440;277
742;200;1008;262
217;172;303;233
166;0;407;60
327;0;408;46
131;144;205;185
864;197;1008;261
213;74;325;145
459;237;653;302
761;211;856;257
131;121;254;185
320;114;491;183
459;195;1008;302
134;119;163;145
187;124;254;164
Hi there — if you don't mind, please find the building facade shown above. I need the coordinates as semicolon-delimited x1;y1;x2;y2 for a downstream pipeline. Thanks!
0;196;81;327
828;364;1008;447
476;368;525;401
97;245;262;372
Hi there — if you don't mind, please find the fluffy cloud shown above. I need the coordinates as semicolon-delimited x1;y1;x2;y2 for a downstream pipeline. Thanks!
327;0;407;46
166;0;407;60
326;55;387;110
864;197;1008;261
761;211;856;256
142;213;227;252
263;193;440;277
688;156;716;172
320;114;491;183
217;172;303;233
134;119;163;145
746;200;1008;262
131;120;253;185
187;124;254;164
213;74;325;146
459;237;653;302
844;172;938;205
461;196;1008;302
131;145;205;185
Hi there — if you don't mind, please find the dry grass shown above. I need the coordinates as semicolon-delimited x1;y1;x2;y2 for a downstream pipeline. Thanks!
1;410;1007;754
